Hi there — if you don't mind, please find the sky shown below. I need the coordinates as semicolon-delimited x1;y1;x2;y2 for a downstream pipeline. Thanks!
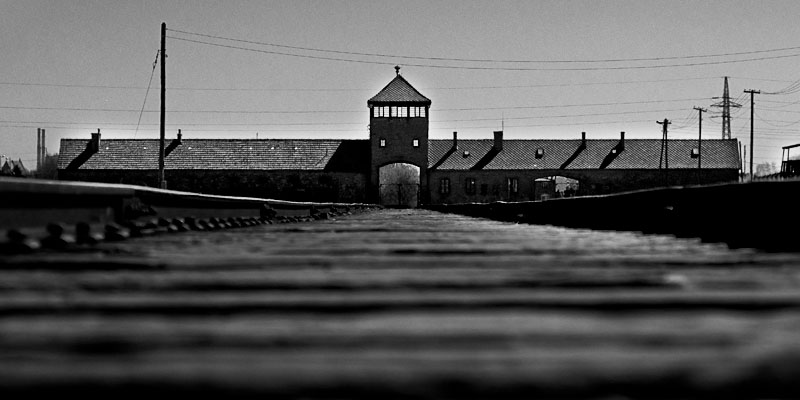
2;0;800;172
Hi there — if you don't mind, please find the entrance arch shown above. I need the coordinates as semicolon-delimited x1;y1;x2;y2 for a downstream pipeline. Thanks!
378;163;420;208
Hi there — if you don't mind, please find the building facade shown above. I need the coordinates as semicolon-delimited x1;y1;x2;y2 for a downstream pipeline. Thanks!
58;69;741;206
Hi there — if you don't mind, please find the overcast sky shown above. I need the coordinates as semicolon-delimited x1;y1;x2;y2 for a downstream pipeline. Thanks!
2;0;800;170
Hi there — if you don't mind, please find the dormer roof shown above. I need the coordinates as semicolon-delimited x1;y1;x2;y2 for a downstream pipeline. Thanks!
368;72;431;106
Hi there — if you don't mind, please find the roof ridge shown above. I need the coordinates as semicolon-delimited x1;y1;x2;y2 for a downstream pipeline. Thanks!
368;74;431;104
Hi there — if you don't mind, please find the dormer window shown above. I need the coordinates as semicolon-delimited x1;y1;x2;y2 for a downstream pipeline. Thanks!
535;148;544;158
691;148;700;158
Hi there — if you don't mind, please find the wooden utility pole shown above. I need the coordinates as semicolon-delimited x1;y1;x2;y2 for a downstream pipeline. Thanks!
744;89;760;181
694;107;706;185
158;22;166;189
694;107;706;170
657;119;671;169
657;118;671;186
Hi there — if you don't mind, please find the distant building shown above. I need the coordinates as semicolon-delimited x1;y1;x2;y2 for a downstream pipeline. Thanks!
58;68;741;206
1;156;29;177
781;143;800;178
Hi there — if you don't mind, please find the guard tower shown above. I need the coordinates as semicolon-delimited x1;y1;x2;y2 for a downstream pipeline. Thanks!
367;67;431;206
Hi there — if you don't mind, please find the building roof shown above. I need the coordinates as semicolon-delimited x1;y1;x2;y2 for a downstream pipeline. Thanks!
367;74;431;105
59;137;740;172
57;139;369;172
428;139;740;170
1;157;29;176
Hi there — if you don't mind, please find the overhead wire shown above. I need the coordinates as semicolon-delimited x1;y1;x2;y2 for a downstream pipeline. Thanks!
134;50;160;139
166;35;800;72
0;97;708;114
169;28;800;65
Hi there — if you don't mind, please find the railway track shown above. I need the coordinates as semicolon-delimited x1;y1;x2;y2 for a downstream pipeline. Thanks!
2;178;800;398
0;177;379;255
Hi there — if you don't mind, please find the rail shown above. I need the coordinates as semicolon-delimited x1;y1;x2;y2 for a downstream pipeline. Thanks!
0;177;380;253
426;180;800;251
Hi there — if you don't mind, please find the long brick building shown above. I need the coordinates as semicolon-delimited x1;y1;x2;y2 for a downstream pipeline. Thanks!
58;69;741;206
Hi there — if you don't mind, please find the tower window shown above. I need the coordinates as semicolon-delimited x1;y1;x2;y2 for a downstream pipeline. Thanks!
465;178;477;195
379;139;386;147
412;139;419;147
373;106;389;117
411;107;426;117
396;106;408;117
439;178;450;195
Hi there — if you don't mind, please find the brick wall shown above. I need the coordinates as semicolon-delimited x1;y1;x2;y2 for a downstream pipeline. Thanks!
427;169;739;204
369;113;429;203
58;169;367;203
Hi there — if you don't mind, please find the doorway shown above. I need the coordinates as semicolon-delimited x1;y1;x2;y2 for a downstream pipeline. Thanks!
378;163;420;208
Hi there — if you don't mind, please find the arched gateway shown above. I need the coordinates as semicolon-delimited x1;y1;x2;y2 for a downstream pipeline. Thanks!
378;162;420;207
368;66;431;207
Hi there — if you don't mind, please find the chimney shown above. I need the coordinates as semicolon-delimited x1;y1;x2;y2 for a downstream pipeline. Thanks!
619;131;625;150
90;129;101;153
36;128;41;170
493;130;503;151
41;128;46;162
581;131;586;144
177;129;183;144
452;131;458;149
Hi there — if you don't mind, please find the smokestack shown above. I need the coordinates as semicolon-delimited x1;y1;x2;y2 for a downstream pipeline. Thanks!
493;131;503;151
619;131;625;150
41;128;46;162
36;128;41;170
90;129;101;153
177;129;182;144
452;131;458;149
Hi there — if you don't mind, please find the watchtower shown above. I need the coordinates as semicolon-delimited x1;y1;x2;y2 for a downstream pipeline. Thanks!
367;67;431;205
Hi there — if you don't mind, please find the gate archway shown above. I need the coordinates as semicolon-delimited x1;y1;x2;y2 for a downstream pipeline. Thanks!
378;163;420;208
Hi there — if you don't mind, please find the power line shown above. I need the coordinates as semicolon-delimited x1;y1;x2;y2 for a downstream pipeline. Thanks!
169;28;800;65
0;118;662;132
134;50;160;138
0;108;687;128
0;97;707;114
167;35;800;72
0;76;723;92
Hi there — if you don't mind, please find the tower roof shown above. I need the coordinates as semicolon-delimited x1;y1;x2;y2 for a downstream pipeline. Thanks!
368;69;431;105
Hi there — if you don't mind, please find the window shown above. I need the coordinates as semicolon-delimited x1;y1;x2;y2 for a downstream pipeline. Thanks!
439;178;450;195
411;107;426;117
535;148;544;158
691;148;700;158
373;106;389;117
507;177;519;195
465;178;477;195
480;184;488;195
379;139;386;147
412;139;419;147
396;106;408;117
